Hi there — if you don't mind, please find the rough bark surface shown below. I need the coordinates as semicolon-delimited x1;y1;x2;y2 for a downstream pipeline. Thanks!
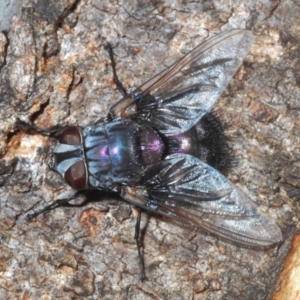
0;0;299;299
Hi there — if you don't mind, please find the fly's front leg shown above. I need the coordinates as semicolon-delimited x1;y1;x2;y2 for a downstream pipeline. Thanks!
27;191;91;221
105;43;128;97
26;198;70;221
16;119;65;137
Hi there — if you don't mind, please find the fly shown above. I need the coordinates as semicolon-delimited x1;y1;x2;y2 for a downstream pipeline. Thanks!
17;30;282;280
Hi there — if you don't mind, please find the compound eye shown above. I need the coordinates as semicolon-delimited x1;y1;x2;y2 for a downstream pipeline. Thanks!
59;127;82;145
65;161;87;190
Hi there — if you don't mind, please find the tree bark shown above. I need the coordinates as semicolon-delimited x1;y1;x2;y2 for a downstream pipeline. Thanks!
0;0;299;299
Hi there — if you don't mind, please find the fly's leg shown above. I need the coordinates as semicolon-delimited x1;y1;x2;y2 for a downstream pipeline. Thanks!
16;119;65;137
27;192;90;221
134;207;147;281
105;43;128;97
27;198;72;221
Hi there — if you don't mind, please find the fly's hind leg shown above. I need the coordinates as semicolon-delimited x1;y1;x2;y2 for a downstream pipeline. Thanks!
105;43;128;97
134;207;147;281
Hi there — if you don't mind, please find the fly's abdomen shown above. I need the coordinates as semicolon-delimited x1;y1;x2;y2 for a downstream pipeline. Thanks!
166;126;199;157
166;114;231;175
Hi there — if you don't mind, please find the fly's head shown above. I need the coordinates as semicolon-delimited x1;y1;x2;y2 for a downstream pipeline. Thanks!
49;126;88;191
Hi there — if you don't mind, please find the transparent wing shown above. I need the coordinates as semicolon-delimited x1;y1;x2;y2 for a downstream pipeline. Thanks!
121;154;282;248
110;30;253;135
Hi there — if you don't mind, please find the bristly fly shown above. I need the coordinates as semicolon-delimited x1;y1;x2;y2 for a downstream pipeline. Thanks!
17;30;282;280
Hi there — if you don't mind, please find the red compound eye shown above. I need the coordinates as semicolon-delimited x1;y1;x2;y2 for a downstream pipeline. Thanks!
59;127;82;145
65;160;87;190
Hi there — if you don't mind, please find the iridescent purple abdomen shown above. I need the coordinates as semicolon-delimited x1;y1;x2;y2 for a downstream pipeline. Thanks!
167;126;199;157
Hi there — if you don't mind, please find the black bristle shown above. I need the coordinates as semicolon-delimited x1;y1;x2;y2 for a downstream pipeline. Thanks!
196;112;232;176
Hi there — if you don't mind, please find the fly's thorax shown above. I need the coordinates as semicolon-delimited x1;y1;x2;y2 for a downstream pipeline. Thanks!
84;120;146;186
82;120;166;189
50;126;88;190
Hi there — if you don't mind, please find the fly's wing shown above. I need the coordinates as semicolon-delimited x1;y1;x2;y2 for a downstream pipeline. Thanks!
121;153;282;248
110;30;253;135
